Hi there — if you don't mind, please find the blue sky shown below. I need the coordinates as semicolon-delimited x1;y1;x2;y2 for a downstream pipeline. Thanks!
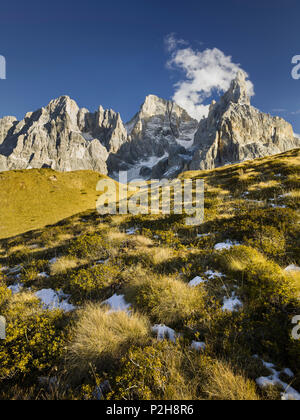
0;0;299;132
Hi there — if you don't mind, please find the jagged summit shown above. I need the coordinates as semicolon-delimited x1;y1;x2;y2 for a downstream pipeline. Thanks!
109;95;198;180
0;95;128;173
0;78;299;178
221;70;252;106
190;72;300;170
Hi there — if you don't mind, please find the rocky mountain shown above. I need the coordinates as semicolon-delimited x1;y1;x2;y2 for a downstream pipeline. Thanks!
0;74;299;178
107;95;198;180
190;71;300;170
0;95;198;179
0;96;127;174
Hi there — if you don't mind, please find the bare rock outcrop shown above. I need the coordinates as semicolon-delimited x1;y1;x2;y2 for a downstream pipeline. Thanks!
108;95;198;179
190;71;300;170
0;96;128;174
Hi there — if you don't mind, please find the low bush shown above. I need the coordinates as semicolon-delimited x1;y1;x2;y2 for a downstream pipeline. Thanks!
69;233;110;261
0;291;65;382
69;264;120;304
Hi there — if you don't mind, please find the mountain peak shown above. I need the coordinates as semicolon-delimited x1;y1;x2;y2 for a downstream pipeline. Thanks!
46;95;80;127
139;94;168;118
222;70;251;106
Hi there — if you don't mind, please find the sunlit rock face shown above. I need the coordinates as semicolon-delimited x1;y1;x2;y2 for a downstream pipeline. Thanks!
0;77;299;179
190;71;300;170
0;95;128;174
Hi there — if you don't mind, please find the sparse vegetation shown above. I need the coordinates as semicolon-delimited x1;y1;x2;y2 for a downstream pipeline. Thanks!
0;148;299;400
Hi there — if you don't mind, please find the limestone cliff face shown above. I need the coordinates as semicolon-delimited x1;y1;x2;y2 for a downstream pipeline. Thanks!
0;96;128;174
190;71;300;170
107;95;198;179
0;81;299;178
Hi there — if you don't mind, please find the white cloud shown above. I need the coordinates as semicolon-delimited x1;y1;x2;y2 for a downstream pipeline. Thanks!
164;33;188;53
166;35;254;120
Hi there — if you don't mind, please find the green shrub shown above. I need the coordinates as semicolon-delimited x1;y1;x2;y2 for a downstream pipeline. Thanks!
245;226;286;258
20;259;49;286
69;233;110;261
69;264;120;304
219;246;293;306
0;292;65;381
108;341;195;400
109;341;259;400
0;277;11;308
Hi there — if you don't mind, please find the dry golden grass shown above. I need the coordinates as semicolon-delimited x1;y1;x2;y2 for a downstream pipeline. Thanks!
66;304;150;380
206;186;231;196
222;246;267;273
104;230;128;246
126;274;206;325
56;233;74;243
5;291;41;319
0;169;110;239
105;230;154;250
151;247;176;265
50;256;81;276
205;360;260;400
109;215;130;227
7;244;30;256
127;235;154;248
249;180;281;191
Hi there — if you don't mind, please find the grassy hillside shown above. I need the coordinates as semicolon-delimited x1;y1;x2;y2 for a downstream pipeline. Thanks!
0;148;299;400
0;169;110;239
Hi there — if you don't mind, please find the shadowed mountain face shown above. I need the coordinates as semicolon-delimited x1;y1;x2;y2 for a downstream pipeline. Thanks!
0;73;299;178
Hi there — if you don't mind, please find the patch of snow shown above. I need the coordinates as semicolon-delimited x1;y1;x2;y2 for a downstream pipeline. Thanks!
35;289;76;312
102;294;131;313
285;264;300;272
7;265;22;275
191;341;206;351
126;227;139;235
282;368;294;378
95;259;109;265
29;244;39;249
49;257;58;265
8;283;23;294
188;276;206;287
197;233;211;238
152;324;178;343
270;204;286;209
37;272;49;278
164;165;181;178
113;153;168;182
214;241;240;251
205;270;225;279
222;293;243;312
255;357;300;401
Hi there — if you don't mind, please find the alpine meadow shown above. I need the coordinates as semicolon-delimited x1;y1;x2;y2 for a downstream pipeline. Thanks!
0;0;300;404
